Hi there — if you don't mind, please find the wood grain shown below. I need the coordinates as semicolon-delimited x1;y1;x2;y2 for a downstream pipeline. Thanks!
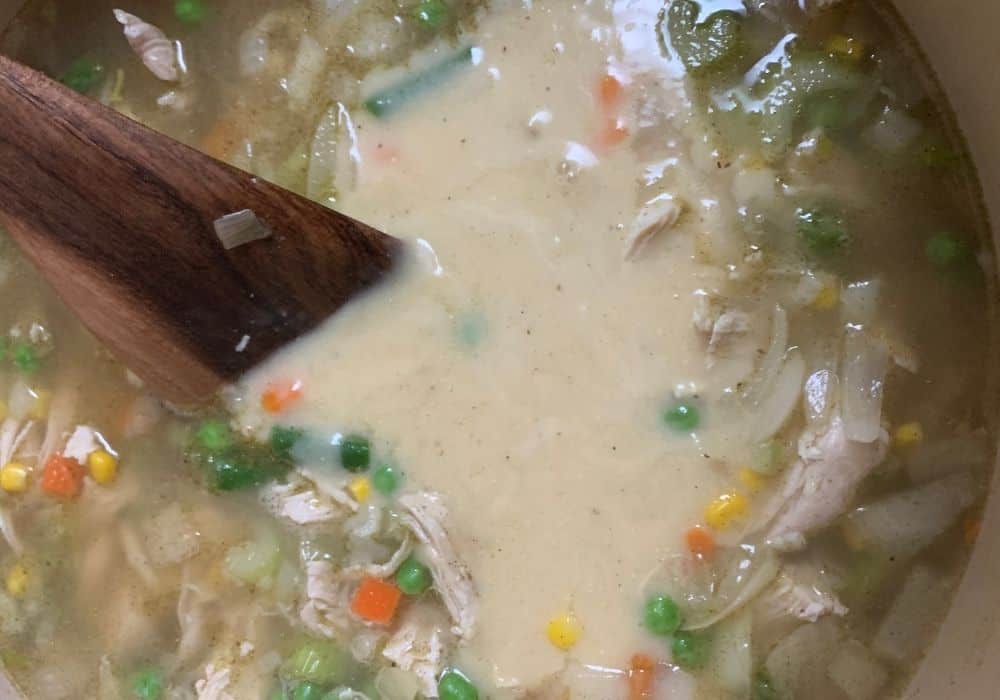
0;54;401;404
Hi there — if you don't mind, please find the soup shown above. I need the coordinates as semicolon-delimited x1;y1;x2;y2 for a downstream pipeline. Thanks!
0;0;994;698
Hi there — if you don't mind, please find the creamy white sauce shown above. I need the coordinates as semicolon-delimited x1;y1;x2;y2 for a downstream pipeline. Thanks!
242;0;757;692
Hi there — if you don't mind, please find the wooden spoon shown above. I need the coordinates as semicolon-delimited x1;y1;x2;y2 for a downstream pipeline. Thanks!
0;54;401;405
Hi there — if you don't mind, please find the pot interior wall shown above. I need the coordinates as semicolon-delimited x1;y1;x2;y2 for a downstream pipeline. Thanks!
0;0;998;696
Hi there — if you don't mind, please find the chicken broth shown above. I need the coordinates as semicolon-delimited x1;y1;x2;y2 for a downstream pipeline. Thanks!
0;0;994;698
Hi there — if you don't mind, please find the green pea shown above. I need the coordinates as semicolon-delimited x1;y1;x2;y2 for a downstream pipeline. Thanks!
395;555;432;595
796;207;849;257
340;434;371;472
643;594;681;636
11;344;38;374
372;463;401;495
926;232;973;274
271;425;303;459
175;0;208;24
663;402;699;432
413;0;449;29
131;668;164;700
59;57;105;94
292;682;326;700
196;420;232;452
671;631;710;670
806;94;850;130
438;669;479;700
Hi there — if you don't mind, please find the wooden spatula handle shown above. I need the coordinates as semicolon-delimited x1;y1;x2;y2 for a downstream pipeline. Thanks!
0;55;399;404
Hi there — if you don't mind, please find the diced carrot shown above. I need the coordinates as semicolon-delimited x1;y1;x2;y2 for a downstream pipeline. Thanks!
41;454;86;500
261;380;303;414
963;515;982;546
627;653;656;700
685;526;716;561
350;576;402;624
596;119;630;150
371;142;402;165
598;74;625;111
199;109;246;161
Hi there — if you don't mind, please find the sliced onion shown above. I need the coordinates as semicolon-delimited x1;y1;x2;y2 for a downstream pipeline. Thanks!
306;103;359;207
754;349;806;440
840;279;881;325
707;609;752;695
375;666;420;700
752;304;788;399
803;367;838;424
827;640;889;700
214;209;272;250
871;565;952;664
841;326;888;443
766;618;844;698
862;106;924;154
286;34;327;111
684;544;781;631
842;472;978;560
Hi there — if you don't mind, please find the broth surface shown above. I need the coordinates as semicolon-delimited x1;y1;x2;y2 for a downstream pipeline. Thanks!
0;1;995;699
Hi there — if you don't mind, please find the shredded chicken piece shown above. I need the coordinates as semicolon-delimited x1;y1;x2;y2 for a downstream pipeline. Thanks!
343;536;413;579
755;415;888;550
113;10;180;82
0;418;34;467
758;563;848;623
262;472;353;525
397;492;478;639
692;290;751;364
63;425;100;464
382;616;447;697
119;522;158;588
350;628;388;664
623;194;683;260
194;665;233;700
97;656;122;700
300;560;356;639
143;504;200;567
175;568;219;669
39;386;77;466
279;489;341;525
0;418;37;553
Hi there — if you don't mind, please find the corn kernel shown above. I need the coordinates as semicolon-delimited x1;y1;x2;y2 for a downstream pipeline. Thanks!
704;492;748;530
546;613;582;650
27;389;51;421
826;35;865;63
6;564;28;597
812;281;840;310
893;422;924;448
0;463;28;493
348;476;372;503
738;468;765;493
87;449;118;485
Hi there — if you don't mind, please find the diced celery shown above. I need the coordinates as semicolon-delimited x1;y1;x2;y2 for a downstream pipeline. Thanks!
364;47;474;118
282;639;352;686
666;0;745;76
225;530;281;585
749;49;873;159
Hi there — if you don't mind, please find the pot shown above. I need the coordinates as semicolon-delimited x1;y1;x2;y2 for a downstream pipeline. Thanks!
0;1;996;698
